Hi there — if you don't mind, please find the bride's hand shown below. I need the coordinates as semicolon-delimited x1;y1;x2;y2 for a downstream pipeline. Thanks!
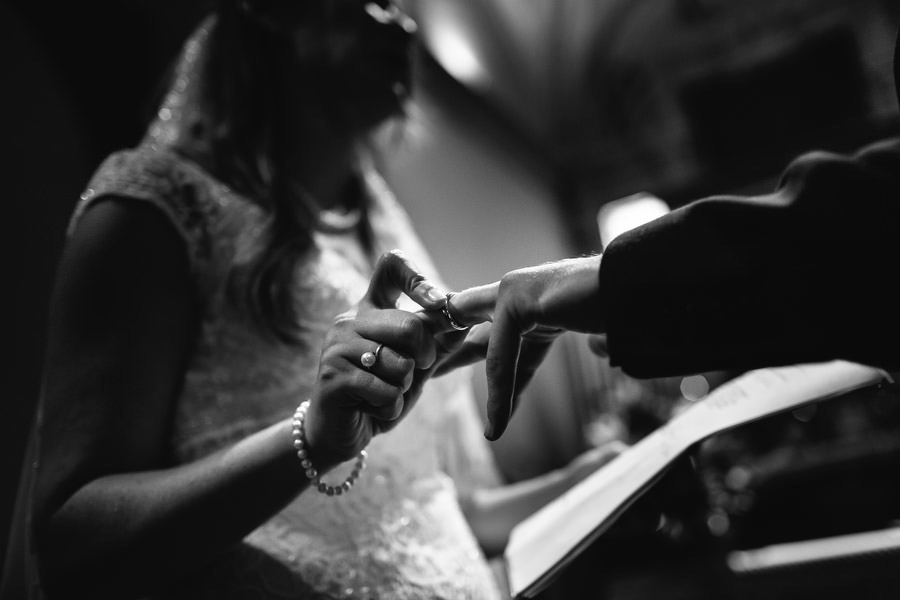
303;251;449;469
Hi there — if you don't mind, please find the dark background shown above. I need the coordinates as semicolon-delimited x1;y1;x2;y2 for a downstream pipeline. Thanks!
3;0;213;571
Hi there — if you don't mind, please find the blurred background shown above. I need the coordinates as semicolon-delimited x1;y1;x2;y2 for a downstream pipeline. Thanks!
6;0;900;597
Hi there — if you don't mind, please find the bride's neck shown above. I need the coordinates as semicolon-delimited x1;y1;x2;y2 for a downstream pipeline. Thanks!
286;148;358;212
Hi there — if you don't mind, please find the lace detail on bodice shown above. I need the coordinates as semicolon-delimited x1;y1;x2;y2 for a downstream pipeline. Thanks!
246;389;498;599
71;144;504;600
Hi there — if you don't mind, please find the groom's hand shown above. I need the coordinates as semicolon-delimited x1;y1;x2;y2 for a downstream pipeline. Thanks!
463;256;606;440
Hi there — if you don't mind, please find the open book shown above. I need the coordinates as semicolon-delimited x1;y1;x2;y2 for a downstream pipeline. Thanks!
505;360;890;598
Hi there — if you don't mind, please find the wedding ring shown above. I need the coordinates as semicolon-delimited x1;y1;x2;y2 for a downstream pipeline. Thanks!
441;293;469;331
360;343;384;369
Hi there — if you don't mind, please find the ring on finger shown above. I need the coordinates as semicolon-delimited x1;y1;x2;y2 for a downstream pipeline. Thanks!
360;342;385;369
441;293;469;331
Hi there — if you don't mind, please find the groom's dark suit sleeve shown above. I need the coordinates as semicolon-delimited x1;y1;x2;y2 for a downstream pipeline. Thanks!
599;136;900;378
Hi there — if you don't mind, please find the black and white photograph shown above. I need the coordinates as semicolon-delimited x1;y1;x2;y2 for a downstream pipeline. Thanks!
5;1;900;598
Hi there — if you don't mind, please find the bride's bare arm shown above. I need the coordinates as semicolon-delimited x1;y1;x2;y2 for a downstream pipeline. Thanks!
33;200;322;598
33;202;442;599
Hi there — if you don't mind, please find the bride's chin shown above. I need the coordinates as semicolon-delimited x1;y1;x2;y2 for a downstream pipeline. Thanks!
339;87;411;132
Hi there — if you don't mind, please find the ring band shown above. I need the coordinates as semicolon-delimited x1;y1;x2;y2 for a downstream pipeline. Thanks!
442;293;469;331
360;343;384;369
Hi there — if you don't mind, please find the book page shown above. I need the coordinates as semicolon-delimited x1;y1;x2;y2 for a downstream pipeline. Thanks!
505;360;887;598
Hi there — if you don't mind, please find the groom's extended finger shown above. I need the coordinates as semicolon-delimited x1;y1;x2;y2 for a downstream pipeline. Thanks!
414;282;497;335
448;283;498;327
508;332;558;406
484;301;531;441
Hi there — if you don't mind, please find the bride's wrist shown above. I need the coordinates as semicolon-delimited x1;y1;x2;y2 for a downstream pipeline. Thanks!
290;403;340;474
288;401;367;496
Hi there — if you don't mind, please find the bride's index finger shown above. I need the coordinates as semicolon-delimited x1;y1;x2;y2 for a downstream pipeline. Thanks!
365;250;447;311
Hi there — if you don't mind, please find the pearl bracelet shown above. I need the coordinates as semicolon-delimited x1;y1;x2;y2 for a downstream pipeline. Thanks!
291;400;367;496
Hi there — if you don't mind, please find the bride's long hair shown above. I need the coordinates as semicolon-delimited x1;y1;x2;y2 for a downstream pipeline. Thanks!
157;0;412;345
209;1;322;346
198;0;416;346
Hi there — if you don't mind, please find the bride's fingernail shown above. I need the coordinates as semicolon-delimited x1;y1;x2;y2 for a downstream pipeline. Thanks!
424;286;446;304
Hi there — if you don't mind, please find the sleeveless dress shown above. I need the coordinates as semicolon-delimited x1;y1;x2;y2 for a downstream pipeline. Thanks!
61;15;507;600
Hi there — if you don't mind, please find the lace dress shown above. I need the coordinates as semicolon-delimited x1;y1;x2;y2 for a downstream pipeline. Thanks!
55;14;508;595
69;141;506;599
